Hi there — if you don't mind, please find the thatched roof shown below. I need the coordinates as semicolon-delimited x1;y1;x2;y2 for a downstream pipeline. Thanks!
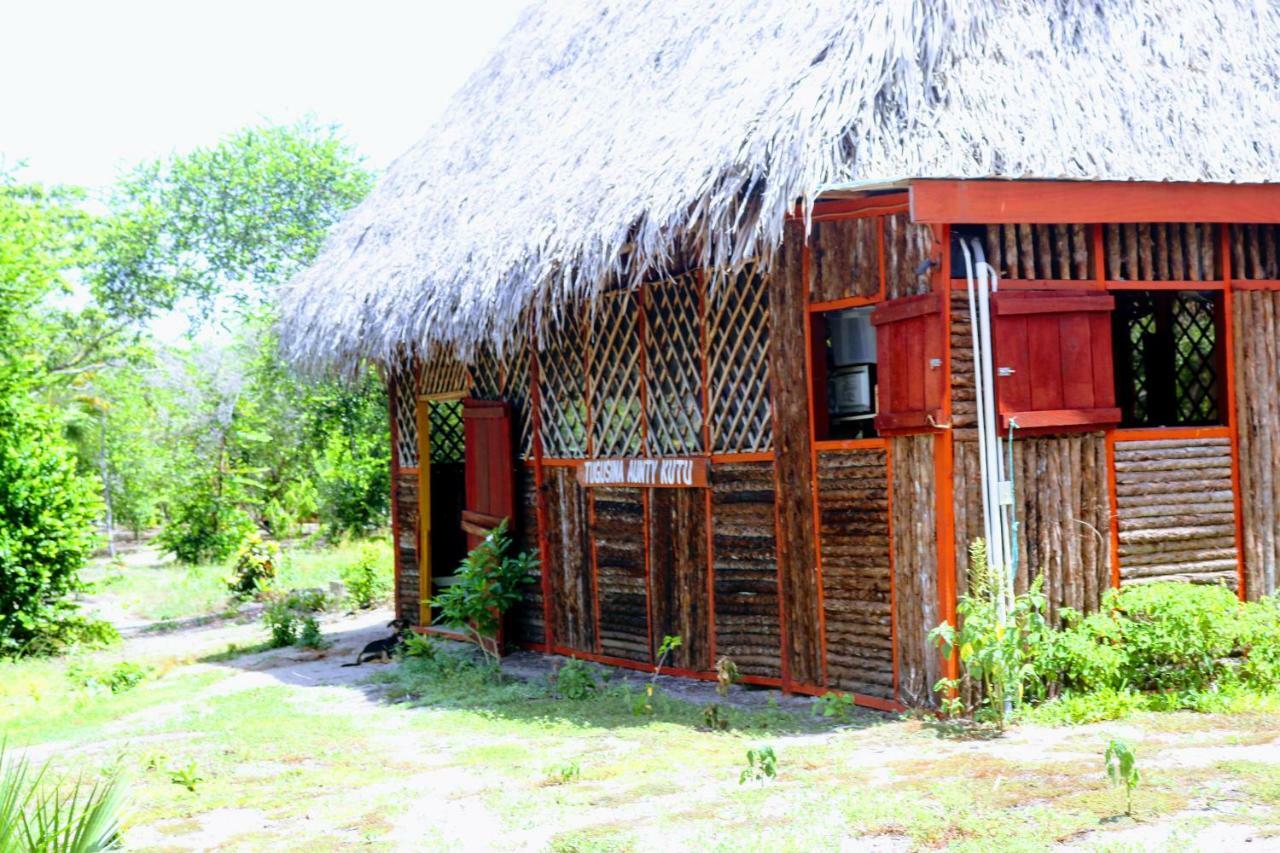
280;0;1280;368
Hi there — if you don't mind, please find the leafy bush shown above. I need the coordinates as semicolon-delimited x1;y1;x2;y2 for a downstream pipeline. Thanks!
262;588;329;648
0;398;102;657
431;520;536;665
0;741;124;852
398;631;438;660
554;658;598;700
67;660;149;695
297;615;326;649
225;532;279;598
156;473;254;564
313;417;389;537
262;599;298;648
341;544;390;609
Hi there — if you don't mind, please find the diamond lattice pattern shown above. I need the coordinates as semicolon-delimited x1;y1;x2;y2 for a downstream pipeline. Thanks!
707;267;773;453
645;276;704;455
391;363;420;468
538;312;589;458
427;399;464;464
1172;292;1219;424
589;293;644;457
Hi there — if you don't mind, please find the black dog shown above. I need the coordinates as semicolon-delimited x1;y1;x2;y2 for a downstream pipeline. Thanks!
341;619;409;667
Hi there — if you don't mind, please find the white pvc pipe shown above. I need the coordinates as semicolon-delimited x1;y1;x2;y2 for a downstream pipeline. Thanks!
961;241;998;598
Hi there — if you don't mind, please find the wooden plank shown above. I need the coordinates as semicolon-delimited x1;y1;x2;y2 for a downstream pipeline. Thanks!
648;488;711;670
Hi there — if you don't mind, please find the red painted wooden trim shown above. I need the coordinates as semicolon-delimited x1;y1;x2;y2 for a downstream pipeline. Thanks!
1232;279;1280;291
884;440;901;702
809;293;882;313
994;294;1115;316
387;368;404;622
799;193;909;221
812;437;888;452
710;451;774;463
548;646;784;688
1105;430;1121;589
540;458;583;467
1001;408;1121;430
783;682;904;713
529;325;556;650
875;409;945;432
801;238;830;688
870;292;942;325
463;403;508;418
910;179;1280;224
1106;280;1225;292
932;223;959;690
1111;425;1231;442
980;278;1103;292
698;270;717;664
1221;230;1248;601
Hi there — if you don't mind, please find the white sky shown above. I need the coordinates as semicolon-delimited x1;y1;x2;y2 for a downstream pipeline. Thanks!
1;0;529;190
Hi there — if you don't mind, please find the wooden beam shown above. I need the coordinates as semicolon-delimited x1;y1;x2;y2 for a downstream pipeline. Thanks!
910;180;1280;225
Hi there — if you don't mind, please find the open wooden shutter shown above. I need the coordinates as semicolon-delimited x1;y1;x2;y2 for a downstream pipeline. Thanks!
461;399;516;548
991;290;1120;431
872;293;945;433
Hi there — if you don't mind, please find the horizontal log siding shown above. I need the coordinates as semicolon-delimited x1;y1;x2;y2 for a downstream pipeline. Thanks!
711;462;782;679
394;471;420;625
810;218;879;302
817;449;894;699
1114;438;1238;588
1235;290;1280;598
890;435;939;707
544;465;596;651
509;467;545;646
648;488;711;671
590;488;649;661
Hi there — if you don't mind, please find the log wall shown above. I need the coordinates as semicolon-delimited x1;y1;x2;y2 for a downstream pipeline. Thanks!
711;461;782;679
884;213;933;299
890;435;939;706
1114;438;1238;588
1234;290;1280;598
1231;225;1280;280
648;489;711;671
589;488;648;661
1103;223;1218;281
394;471;420;625
508;467;545;646
817;449;894;700
769;223;824;687
981;224;1092;281
810;218;879;302
543;466;596;650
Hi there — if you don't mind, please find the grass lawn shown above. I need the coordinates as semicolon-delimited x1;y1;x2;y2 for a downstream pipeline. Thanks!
4;545;1279;850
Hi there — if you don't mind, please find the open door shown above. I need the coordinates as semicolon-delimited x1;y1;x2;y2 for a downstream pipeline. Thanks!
461;399;516;548
416;395;468;627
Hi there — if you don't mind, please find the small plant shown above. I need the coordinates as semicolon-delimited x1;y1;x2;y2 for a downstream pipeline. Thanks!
262;599;298;648
638;634;683;715
0;741;124;852
703;703;730;731
555;658;598;700
298;615;327;649
715;656;739;697
169;761;202;793
544;760;581;785
815;691;856;722
1104;738;1140;817
431;519;537;665
399;631;438;660
341;543;390;610
68;660;150;695
224;531;280;598
739;745;777;785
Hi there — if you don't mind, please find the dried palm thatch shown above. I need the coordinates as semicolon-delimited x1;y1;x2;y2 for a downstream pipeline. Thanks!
280;0;1280;370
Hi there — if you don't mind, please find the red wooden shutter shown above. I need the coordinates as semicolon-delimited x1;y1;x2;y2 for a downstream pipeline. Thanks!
461;399;515;549
872;292;945;433
990;290;1120;431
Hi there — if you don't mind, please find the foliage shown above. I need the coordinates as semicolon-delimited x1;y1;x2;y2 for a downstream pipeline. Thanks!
340;544;390;610
155;469;254;565
168;762;202;793
703;703;730;731
0;741;123;852
310;380;390;537
929;540;1050;727
739;746;777;785
262;600;299;648
815;692;857;722
297;616;326;650
544;761;581;786
554;659;599;700
398;632;438;661
1104;738;1140;816
66;661;149;696
715;656;739;697
431;520;537;665
635;634;683;716
262;589;329;649
225;532;279;599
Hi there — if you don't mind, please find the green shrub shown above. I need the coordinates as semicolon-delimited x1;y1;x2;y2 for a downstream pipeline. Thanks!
156;473;253;564
297;615;326;649
554;658;598;700
0;741;124;852
341;544;390;609
261;588;329;649
313;420;389;538
398;631;438;660
225;532;279;599
0;398;102;657
262;599;297;648
68;660;150;695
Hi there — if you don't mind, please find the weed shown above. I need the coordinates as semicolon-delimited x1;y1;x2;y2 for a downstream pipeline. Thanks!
225;531;280;599
815;692;856;722
555;659;599;700
739;745;777;785
398;632;438;660
715;656;739;697
703;703;730;731
67;660;150;695
1104;738;1140;816
262;600;298;648
168;761;202;792
298;615;327;649
640;634;682;715
340;543;390;609
545;760;581;785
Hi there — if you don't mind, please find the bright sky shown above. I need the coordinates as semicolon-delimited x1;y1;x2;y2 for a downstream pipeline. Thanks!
1;0;529;190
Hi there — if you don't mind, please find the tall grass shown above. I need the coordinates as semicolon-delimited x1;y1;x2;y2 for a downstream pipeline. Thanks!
0;743;123;852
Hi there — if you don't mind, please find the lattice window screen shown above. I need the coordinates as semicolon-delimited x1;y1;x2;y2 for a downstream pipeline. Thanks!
645;276;704;455
707;267;772;453
419;351;469;397
426;399;465;464
391;363;420;468
588;293;643;457
501;329;534;460
470;344;503;400
537;312;588;458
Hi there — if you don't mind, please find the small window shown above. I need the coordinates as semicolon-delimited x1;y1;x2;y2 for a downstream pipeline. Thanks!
1113;291;1224;428
813;307;878;440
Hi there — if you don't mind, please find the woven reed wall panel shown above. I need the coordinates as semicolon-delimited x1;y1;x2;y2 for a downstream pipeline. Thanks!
810;217;879;303
589;293;644;457
982;224;1092;280
648;488;711;671
645;276;704;455
543;466;595;651
1115;438;1238;588
817;449;894;699
1234;290;1280;598
391;364;420;469
711;461;781;679
420;351;469;397
537;313;588;458
508;467;545;646
953;435;1111;621
393;472;420;625
590;488;648;661
890;435;939;707
1104;223;1219;281
707;267;773;453
1231;225;1280;280
883;213;933;299
504;332;535;460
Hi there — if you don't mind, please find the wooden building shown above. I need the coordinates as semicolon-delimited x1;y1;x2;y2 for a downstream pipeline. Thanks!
281;2;1280;708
